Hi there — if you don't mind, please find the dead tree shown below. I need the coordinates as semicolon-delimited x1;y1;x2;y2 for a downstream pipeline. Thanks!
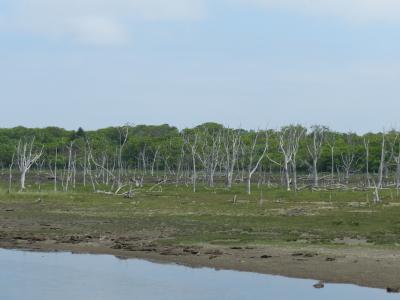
197;129;221;188
184;131;199;193
139;144;147;175
82;145;87;187
393;135;400;190
150;146;160;177
281;129;293;191
222;129;241;189
363;137;371;188
35;158;45;192
244;130;269;195
158;140;178;180
373;182;381;203
117;125;130;188
64;141;75;192
175;143;186;186
8;153;14;193
377;132;386;189
340;133;358;185
47;148;58;192
274;126;304;191
86;140;117;193
307;125;327;187
289;126;306;191
87;125;130;193
54;148;58;192
387;132;400;192
326;132;336;184
16;137;43;191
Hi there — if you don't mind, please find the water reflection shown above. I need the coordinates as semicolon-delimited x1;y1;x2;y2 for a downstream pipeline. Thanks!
0;249;397;300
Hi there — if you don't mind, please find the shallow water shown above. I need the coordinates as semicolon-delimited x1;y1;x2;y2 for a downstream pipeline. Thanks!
0;249;397;300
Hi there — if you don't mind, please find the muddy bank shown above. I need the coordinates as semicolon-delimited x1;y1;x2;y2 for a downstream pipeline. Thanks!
2;191;400;292
1;235;400;291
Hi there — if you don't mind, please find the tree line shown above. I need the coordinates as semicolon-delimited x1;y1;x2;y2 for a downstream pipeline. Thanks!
1;123;399;199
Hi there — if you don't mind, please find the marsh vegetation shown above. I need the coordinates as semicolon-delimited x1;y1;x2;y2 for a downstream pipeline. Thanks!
1;123;400;289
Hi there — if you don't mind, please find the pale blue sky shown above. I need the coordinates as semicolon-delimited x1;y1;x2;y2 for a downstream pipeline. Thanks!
1;0;400;132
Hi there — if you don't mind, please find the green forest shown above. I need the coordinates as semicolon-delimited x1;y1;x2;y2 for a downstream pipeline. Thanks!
0;123;398;194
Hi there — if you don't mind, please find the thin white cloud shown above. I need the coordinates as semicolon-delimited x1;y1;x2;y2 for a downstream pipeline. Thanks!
240;0;400;23
4;0;400;46
68;16;129;46
18;0;205;21
5;0;205;45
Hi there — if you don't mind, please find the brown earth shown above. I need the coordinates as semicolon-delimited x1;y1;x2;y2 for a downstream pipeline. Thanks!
1;232;400;291
1;190;400;292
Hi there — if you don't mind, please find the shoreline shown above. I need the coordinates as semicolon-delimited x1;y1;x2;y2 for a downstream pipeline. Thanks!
2;189;400;293
1;239;400;291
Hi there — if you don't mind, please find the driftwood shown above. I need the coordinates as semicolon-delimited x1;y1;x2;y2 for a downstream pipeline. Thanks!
148;179;167;192
95;189;136;198
95;190;114;195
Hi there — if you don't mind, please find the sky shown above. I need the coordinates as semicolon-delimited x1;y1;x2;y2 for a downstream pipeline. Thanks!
1;0;400;133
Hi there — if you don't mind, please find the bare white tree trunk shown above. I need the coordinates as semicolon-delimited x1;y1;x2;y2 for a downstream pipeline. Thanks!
175;144;185;186
8;153;14;193
223;129;241;189
117;125;130;188
197;129;222;188
150;147;160;177
140;144;147;175
16;137;43;191
340;133;358;186
363;138;371;188
307;125;327;187
20;169;27;191
377;133;385;189
83;145;87;187
326;133;336;185
245;131;269;195
64;141;74;192
184;132;199;193
289;127;305;191
35;159;44;192
372;180;381;203
54;148;58;192
276;126;305;191
390;133;400;191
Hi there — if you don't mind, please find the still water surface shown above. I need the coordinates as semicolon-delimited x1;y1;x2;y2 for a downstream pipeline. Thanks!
0;249;397;300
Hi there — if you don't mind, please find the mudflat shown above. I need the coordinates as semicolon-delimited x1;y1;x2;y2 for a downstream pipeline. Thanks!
1;187;400;290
